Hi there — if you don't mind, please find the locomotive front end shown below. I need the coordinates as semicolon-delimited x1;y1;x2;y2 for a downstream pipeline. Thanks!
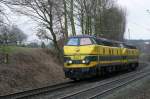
63;36;98;80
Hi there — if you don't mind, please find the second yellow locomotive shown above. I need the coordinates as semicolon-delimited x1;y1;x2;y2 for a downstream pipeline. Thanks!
64;35;139;80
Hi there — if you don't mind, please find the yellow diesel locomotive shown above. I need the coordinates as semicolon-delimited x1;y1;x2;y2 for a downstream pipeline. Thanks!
63;35;139;80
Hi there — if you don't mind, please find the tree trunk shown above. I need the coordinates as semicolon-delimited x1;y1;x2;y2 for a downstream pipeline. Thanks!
63;0;68;39
4;53;9;64
81;9;84;35
89;16;92;35
70;0;76;36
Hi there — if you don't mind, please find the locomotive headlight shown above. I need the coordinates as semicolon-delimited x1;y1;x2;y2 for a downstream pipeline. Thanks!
82;60;86;64
82;59;90;64
68;60;72;64
66;60;72;65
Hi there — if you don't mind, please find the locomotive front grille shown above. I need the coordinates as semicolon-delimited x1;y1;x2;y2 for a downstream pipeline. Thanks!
72;60;82;64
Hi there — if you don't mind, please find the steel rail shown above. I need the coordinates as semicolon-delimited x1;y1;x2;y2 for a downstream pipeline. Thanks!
89;71;150;99
59;68;150;99
0;81;74;99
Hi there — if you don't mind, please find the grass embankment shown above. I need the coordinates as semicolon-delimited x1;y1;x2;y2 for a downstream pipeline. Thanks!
0;46;34;63
0;46;66;96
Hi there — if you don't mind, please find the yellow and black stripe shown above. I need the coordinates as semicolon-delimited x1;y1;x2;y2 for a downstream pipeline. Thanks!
63;35;139;79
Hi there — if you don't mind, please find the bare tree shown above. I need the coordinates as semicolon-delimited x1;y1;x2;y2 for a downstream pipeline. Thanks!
2;0;127;57
69;0;76;36
0;25;10;45
0;25;27;45
0;1;10;26
10;25;27;44
75;0;85;34
5;0;65;56
101;6;126;41
74;0;126;41
63;0;68;39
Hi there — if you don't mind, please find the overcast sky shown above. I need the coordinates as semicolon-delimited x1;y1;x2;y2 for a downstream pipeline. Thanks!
118;0;150;40
5;0;150;41
8;16;39;42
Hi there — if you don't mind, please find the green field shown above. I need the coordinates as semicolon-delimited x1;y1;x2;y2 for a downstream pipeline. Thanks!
0;46;15;54
0;46;31;54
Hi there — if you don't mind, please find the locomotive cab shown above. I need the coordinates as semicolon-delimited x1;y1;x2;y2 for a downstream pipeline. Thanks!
64;36;99;79
64;36;97;55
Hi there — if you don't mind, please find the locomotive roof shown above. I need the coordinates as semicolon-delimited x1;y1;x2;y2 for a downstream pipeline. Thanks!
68;35;137;49
69;35;95;38
69;35;119;42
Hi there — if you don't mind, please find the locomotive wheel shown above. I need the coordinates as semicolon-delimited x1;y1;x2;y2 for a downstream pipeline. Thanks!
101;67;107;76
128;63;137;71
71;78;80;81
132;63;137;70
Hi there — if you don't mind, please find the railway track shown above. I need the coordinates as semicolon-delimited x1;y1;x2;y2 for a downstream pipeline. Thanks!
0;81;75;99
60;68;150;99
1;63;149;99
89;72;150;99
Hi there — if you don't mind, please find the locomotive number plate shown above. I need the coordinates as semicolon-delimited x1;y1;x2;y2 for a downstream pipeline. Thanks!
73;55;81;60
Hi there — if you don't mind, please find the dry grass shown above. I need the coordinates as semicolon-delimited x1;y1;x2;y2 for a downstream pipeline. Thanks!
0;47;66;96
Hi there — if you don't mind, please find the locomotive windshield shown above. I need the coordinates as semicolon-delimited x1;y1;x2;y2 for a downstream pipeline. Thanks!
80;38;93;45
67;38;79;46
67;37;94;46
